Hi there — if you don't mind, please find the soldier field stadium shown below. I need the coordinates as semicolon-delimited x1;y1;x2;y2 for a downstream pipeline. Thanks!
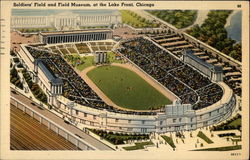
10;9;240;135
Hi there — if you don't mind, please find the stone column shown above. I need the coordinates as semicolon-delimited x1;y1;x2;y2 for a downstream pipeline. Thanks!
74;35;77;42
76;35;78;42
83;34;85;41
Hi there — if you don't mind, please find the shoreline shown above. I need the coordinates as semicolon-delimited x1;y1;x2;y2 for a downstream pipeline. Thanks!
182;10;209;31
225;10;239;28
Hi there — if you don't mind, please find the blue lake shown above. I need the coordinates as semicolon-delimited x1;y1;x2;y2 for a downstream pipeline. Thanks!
226;11;242;43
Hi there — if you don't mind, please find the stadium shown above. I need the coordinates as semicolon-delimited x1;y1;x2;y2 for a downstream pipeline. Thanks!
10;10;242;135
14;26;236;134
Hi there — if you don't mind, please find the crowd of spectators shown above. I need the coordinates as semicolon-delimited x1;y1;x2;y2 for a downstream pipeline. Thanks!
119;37;223;110
152;33;242;97
26;46;157;115
169;65;211;90
25;36;224;112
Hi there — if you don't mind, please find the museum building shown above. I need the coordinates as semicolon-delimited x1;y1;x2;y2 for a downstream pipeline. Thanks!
11;10;122;30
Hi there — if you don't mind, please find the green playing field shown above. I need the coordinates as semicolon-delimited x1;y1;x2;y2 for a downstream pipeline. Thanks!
87;65;172;110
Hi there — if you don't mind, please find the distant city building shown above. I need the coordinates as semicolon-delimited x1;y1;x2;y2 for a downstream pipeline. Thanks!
39;29;113;44
11;10;121;30
95;52;107;64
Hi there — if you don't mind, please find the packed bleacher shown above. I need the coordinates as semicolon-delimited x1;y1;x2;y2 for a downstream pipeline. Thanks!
150;33;242;97
118;37;223;110
169;65;211;90
25;46;157;115
45;42;116;55
75;43;91;54
89;42;115;52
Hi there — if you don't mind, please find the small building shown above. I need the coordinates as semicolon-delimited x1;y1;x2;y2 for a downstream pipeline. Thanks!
182;50;223;82
94;52;107;64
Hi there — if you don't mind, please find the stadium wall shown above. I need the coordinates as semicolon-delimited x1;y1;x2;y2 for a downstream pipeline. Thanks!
17;44;235;134
53;82;234;134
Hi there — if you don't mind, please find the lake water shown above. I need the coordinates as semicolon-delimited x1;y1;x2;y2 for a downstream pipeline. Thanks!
226;11;242;43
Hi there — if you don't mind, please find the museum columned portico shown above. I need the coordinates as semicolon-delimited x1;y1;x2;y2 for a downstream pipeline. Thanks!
11;16;48;28
11;10;121;29
39;29;113;44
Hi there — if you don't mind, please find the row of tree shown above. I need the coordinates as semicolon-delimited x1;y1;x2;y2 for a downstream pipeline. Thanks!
10;67;23;90
120;10;159;28
211;114;241;131
90;129;149;145
186;10;241;61
22;69;48;104
18;28;55;33
148;10;197;29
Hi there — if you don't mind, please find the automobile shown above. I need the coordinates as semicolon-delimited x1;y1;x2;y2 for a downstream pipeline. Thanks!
31;102;36;106
64;120;70;124
75;134;82;139
11;90;17;94
37;103;44;110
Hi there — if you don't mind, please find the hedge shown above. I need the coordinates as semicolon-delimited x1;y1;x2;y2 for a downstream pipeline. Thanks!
89;129;149;145
123;141;154;151
218;133;236;137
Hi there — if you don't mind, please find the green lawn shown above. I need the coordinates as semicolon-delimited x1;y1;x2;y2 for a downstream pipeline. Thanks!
87;65;171;110
161;135;176;148
123;141;154;151
76;56;94;71
64;54;94;71
197;131;214;144
193;145;241;151
107;52;123;63
228;118;241;128
120;10;159;28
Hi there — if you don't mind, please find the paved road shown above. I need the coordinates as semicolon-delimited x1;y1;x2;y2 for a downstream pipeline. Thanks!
11;105;79;150
10;88;113;151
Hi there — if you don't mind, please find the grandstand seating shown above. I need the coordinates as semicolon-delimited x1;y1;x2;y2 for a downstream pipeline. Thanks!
119;37;223;110
25;46;157;115
75;43;91;54
151;33;242;96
